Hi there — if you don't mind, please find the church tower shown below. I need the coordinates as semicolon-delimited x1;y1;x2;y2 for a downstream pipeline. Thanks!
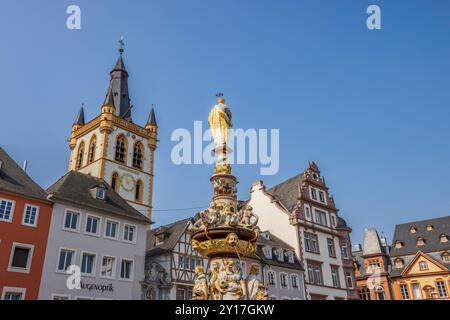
68;44;158;221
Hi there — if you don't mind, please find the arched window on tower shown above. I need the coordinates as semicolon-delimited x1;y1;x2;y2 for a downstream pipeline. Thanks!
375;286;385;300
133;142;144;169
135;180;143;202
76;141;85;170
115;135;127;163
111;172;119;192
88;135;97;164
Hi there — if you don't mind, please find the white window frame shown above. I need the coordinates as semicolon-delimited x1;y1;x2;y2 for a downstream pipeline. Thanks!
96;187;106;200
56;247;77;274
100;255;117;280
51;294;71;300
123;223;137;244
104;218;120;240
0;198;15;223
84;214;101;237
288;252;295;263
21;204;40;227
119;258;134;281
62;209;81;233
277;249;284;261
263;246;272;259
1;287;26;300
280;272;289;289
291;274;299;289
80;251;97;277
8;242;34;274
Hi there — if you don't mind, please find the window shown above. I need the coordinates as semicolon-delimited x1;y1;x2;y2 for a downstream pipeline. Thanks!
327;238;336;257
319;191;325;203
345;272;354;289
305;206;310;218
85;215;100;235
314;210;327;227
178;255;185;269
8;243;34;273
135;180;143;202
394;240;404;249
394;258;404;269
359;287;370;300
123;224;136;243
410;226;417;234
267;271;275;285
184;257;190;270
115;135;127;163
307;262;322;285
280;273;287;288
419;261;428;271
341;242;349;259
291;275;298;288
120;259;133;280
400;284;410;300
442;253;450;263
331;215;336;227
81;252;96;275
416;237;425;246
436;281;448;297
57;249;75;272
63;210;80;231
263;246;272;259
190;257;196;271
426;224;434;232
0;199;14;222
96;187;106;200
331;268;339;288
411;283;422;299
2;288;26;300
368;260;381;273
176;288;186;300
88;136;96;164
111;172;119;192
105;220;119;239
101;256;116;279
277;249;284;262
287;252;294;263
132;142;144;169
311;188;317;200
375;286;385;300
22;204;39;226
304;232;319;254
440;234;449;243
76;141;85;169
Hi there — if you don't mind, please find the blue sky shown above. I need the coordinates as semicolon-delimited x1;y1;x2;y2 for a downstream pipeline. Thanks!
1;0;450;245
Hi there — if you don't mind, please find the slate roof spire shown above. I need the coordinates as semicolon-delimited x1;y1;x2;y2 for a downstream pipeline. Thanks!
74;104;85;126
104;37;132;121
147;107;157;126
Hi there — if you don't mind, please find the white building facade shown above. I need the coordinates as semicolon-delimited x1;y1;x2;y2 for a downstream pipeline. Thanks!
39;171;150;300
249;161;358;300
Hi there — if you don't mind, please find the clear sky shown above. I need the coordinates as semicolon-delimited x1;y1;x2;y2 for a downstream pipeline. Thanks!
1;0;450;245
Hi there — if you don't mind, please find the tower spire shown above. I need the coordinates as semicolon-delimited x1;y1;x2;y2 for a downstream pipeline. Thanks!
74;104;85;126
103;37;132;120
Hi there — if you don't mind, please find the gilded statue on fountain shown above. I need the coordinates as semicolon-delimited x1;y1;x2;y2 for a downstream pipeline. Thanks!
189;94;267;300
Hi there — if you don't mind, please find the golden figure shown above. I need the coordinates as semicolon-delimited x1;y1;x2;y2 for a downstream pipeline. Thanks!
192;265;209;300
208;94;232;147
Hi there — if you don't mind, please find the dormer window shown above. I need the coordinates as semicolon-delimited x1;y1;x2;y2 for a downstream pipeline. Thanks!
394;241;404;249
96;187;106;200
442;252;450;263
263;246;272;259
410;227;417;234
277;249;284;262
419;261;428;271
287;252;295;263
440;234;449;243
394;258;404;269
156;234;165;245
426;224;434;232
261;232;270;240
416;237;425;247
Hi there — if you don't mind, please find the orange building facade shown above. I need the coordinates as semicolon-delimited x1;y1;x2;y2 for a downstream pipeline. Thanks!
0;148;53;300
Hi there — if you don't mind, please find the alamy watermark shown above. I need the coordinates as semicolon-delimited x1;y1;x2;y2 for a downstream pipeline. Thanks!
171;121;279;176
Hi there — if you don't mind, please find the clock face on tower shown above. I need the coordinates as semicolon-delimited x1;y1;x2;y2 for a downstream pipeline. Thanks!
120;173;135;191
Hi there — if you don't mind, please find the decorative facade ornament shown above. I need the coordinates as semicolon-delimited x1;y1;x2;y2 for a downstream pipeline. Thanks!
189;95;266;300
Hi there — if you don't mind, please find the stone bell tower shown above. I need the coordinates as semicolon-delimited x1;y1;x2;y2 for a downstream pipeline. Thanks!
68;41;158;221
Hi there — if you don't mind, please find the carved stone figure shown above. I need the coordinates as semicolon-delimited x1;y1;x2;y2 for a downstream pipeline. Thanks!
192;266;209;300
239;205;258;228
209;262;220;300
215;259;246;300
245;264;265;300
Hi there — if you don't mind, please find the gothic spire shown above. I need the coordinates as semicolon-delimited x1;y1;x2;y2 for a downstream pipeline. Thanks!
104;37;132;120
147;107;157;126
74;105;85;126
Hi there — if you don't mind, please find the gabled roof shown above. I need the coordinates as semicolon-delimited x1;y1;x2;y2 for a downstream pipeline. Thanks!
266;173;304;212
0;147;49;202
47;171;150;223
146;218;192;256
390;215;450;257
400;251;450;277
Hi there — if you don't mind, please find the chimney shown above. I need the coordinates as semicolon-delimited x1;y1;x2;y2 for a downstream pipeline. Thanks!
22;160;28;172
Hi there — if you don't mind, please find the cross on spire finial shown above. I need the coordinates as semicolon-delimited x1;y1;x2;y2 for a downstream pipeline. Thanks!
118;36;125;54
